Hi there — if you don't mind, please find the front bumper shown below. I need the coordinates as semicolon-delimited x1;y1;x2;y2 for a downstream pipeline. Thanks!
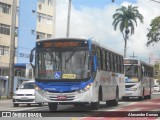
12;96;37;104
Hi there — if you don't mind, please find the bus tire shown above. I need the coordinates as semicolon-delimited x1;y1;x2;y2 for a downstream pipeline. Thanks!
91;92;100;110
13;103;19;107
38;103;43;107
111;88;119;106
73;103;85;107
91;101;99;110
27;104;31;107
48;103;58;111
138;89;144;101
148;88;152;99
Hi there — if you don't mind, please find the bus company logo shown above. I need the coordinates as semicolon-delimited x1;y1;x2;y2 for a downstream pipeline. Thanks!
44;88;56;91
71;87;79;90
60;89;63;93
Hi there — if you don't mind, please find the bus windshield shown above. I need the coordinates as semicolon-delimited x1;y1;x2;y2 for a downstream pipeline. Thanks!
124;65;139;78
36;49;90;80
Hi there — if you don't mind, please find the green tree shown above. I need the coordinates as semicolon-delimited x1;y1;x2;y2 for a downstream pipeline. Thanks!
154;63;160;84
112;5;144;57
146;16;160;46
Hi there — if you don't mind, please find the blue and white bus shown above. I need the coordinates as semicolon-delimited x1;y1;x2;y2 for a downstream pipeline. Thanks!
30;38;125;111
122;58;154;100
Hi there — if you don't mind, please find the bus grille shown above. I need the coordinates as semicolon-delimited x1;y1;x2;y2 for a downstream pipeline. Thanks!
125;85;135;88
49;90;77;93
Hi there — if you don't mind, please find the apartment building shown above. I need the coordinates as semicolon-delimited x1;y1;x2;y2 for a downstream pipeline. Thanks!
0;0;56;96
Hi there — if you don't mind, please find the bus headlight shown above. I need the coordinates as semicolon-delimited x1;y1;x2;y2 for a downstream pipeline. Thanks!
35;85;46;94
78;83;92;93
134;87;140;91
35;85;41;91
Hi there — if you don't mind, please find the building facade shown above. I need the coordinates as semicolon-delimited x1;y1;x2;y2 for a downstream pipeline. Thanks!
0;0;56;96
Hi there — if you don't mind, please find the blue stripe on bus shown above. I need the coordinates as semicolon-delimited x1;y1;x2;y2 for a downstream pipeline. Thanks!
35;78;93;92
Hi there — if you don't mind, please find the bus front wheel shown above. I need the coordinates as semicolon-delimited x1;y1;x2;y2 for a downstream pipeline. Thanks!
48;103;58;111
91;93;100;110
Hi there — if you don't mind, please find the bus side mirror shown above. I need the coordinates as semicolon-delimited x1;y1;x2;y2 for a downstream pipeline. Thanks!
30;48;35;71
93;55;97;72
30;48;35;63
30;53;33;63
142;66;144;73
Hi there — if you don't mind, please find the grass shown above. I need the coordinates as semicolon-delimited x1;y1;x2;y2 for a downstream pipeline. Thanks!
0;96;10;100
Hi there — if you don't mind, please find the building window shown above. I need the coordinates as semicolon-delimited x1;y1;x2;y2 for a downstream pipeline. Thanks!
37;13;46;23
0;45;9;55
46;15;52;24
47;34;52;38
38;0;45;4
37;32;45;39
37;13;53;24
0;2;11;14
0;24;10;35
47;0;53;6
38;0;53;6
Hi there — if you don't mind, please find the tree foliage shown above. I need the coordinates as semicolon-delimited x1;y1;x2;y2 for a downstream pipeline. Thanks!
146;16;160;46
112;5;143;57
113;5;143;36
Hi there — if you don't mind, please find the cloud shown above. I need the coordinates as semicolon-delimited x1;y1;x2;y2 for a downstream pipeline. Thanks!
55;0;160;62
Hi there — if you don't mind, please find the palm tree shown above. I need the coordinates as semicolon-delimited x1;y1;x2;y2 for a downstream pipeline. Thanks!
112;5;144;57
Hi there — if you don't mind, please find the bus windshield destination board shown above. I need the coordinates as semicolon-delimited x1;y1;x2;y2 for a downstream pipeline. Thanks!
124;59;138;64
37;40;88;48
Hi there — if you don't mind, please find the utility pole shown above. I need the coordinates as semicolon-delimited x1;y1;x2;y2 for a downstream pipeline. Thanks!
52;0;56;38
66;0;71;37
8;0;17;98
130;52;137;58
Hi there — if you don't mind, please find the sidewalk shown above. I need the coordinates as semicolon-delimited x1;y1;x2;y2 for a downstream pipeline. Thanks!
0;96;10;100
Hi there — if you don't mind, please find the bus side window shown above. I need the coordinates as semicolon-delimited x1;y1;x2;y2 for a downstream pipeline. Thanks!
106;51;110;71
121;56;124;73
96;47;102;70
102;49;106;70
109;52;112;71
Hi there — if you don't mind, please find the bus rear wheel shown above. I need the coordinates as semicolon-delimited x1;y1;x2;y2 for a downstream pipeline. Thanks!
48;103;58;111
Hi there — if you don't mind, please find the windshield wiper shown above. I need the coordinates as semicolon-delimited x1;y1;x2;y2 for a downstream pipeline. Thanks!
126;64;134;72
66;51;76;63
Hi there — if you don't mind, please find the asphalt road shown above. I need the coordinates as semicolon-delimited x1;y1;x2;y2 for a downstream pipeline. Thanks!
0;92;160;119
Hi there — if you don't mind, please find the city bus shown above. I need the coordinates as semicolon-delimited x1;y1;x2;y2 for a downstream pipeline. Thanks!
122;58;154;100
30;38;125;111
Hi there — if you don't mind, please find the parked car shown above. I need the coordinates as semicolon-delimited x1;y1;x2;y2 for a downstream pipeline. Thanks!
13;81;43;107
154;85;160;92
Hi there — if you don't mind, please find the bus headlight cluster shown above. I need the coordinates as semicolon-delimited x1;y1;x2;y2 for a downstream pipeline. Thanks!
134;87;140;91
78;83;92;93
35;85;46;94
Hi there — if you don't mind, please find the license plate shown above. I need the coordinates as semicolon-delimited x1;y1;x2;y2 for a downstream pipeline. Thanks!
21;97;28;100
57;96;67;100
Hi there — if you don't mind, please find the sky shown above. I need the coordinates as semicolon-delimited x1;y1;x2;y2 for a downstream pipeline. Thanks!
55;0;160;63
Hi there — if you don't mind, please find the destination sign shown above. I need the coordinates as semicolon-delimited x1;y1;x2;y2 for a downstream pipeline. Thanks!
124;59;138;64
36;40;88;48
43;42;81;48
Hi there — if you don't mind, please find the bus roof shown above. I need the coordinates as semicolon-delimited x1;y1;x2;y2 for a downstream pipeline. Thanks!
124;58;153;67
37;37;123;56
